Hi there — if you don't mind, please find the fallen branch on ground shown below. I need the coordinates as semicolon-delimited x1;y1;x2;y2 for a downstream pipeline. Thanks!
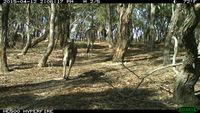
121;62;141;79
109;62;183;98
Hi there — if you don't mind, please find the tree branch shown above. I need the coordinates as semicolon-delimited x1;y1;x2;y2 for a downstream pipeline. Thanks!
118;62;183;98
172;36;180;75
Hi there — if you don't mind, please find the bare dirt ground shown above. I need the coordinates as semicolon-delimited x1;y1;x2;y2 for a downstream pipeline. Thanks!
1;41;200;110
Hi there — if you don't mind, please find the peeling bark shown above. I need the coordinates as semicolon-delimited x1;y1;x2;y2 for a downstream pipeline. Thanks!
112;4;133;62
173;4;200;106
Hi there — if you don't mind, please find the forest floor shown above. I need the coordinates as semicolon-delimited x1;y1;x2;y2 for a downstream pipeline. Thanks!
1;41;200;110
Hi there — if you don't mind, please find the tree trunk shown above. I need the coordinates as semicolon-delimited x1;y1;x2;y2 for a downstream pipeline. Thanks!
65;19;70;43
21;4;31;55
149;3;156;50
59;4;70;48
144;5;150;50
38;4;56;67
10;23;19;47
31;29;49;47
102;28;106;41
0;4;9;74
54;14;59;48
163;4;182;65
112;4;133;62
173;4;200;106
106;4;114;48
59;23;65;47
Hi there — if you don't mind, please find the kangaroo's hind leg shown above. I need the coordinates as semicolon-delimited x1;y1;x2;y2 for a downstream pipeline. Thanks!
63;53;69;80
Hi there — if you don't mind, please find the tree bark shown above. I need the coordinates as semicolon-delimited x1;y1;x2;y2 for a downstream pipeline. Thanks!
38;4;56;67
102;28;106;41
65;18;70;43
163;4;182;65
112;4;133;62
173;4;200;106
0;4;9;74
144;5;150;49
106;4;114;48
58;23;64;48
149;3;156;50
59;4;70;48
21;4;31;55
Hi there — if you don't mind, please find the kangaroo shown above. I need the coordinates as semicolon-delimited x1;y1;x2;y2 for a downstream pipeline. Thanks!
86;27;97;56
63;39;77;80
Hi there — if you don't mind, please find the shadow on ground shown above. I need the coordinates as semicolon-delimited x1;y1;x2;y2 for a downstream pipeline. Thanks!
0;70;170;109
8;62;37;71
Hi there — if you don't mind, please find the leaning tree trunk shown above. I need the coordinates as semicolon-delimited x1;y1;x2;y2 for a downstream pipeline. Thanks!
31;29;49;47
21;4;31;55
173;4;200;106
112;4;133;62
38;4;56;67
0;4;9;74
163;4;182;65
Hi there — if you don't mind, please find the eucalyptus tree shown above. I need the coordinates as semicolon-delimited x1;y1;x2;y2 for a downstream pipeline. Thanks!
30;4;49;47
8;4;26;48
106;4;114;48
95;4;107;42
163;4;183;65
38;4;56;67
154;4;171;43
148;3;156;50
173;4;200;106
57;4;71;48
112;4;133;62
0;4;10;74
8;4;49;49
21;4;31;55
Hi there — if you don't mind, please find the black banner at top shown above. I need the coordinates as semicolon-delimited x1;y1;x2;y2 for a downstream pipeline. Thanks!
1;0;199;4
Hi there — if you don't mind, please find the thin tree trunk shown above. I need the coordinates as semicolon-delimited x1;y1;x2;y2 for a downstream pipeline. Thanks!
149;4;156;50
163;4;182;65
10;23;19;47
59;23;65;47
0;4;9;74
144;5;150;50
38;4;56;67
173;4;200;106
106;4;114;48
102;28;106;41
54;14;59;48
65;19;70;43
21;4;31;55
